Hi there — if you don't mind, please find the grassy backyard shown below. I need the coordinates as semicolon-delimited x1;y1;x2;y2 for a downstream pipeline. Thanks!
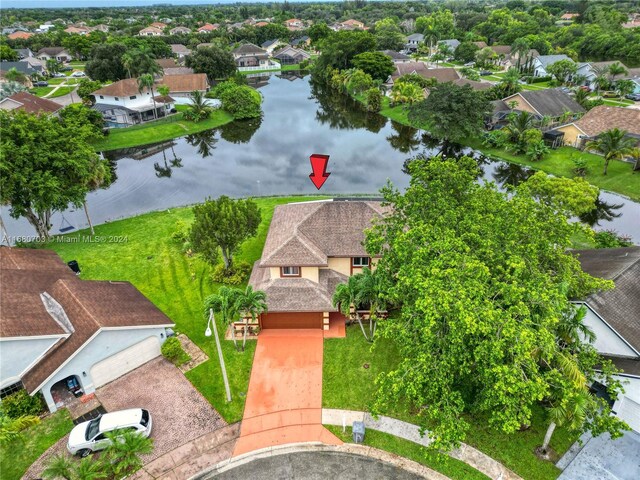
353;95;640;201
43;196;325;422
239;64;303;75
326;425;490;480
324;325;576;480
92;108;235;151
0;410;74;480
29;86;55;97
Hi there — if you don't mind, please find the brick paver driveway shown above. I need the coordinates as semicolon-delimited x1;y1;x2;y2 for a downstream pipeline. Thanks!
97;356;226;461
233;329;341;456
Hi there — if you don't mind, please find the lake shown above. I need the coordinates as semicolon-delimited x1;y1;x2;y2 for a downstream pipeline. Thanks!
2;72;639;243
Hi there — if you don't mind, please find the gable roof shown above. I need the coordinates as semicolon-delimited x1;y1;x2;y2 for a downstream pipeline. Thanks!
156;58;178;69
139;26;164;35
37;47;69;56
380;50;411;61
0;247;173;393
535;54;573;68
232;43;267;55
407;33;424;41
273;46;310;60
574;247;640;353
259;200;386;267
92;74;208;97
0;61;41;75
0;92;62;114
170;44;191;54
8;31;33;40
473;41;488;49
507;89;585;117
393;63;460;83
454;78;492;90
491;45;512;56
261;39;279;48
570;106;640;138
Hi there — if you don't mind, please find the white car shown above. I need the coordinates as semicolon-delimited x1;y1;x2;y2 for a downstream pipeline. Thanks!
51;72;66;78
67;408;152;457
71;71;86;77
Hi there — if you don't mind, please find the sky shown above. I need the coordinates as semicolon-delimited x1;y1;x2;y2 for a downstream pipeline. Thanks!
1;0;339;8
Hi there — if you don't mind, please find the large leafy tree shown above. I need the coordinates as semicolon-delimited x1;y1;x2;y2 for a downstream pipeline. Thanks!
185;46;236;82
373;18;406;51
315;30;377;72
352;51;395;82
453;41;480;63
546;59;578;84
190;196;261;270
84;43;127;82
585;128;636;175
0;110;111;239
365;156;618;450
408;83;491;147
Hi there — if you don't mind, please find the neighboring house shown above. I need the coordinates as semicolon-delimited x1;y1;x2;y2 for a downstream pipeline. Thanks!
453;78;493;91
170;43;192;59
553;106;640;148
232;43;275;70
532;54;573;77
37;47;72;63
290;36;311;47
0;61;43;77
502;89;585;120
163;67;195;76
0;92;62;114
439;39;461;51
157;58;179;69
386;62;460;87
380;50;412;63
93;24;109;33
64;26;91;35
7;31;33;40
405;33;424;52
625;68;640;94
170;26;191;35
575;61;630;89
261;39;281;54
255;21;270;27
273;46;311;65
153;73;209;101
572;247;640;433
331;19;366;31
284;18;305;31
560;13;580;21
150;22;167;29
490;45;512;65
15;48;34;59
248;200;387;330
0;247;174;412
197;23;219;33
473;41;488;49
91;77;177;127
138;26;164;37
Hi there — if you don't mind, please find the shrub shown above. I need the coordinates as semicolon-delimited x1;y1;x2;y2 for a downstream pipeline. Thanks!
572;157;589;176
211;261;252;285
214;82;262;120
170;220;189;244
526;75;552;84
299;59;311;70
525;140;550;161
365;88;382;112
595;230;633;248
0;390;45;419
161;337;191;366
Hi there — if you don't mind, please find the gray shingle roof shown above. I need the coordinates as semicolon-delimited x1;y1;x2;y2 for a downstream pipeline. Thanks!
380;50;411;61
232;43;267;55
536;54;572;68
574;247;640;353
511;89;585;117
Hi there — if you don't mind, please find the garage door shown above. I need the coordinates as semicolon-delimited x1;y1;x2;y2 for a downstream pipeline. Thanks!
260;312;322;329
618;397;640;432
90;336;161;388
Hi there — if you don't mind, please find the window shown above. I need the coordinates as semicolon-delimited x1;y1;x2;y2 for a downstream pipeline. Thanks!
280;266;300;277
114;97;119;101
0;381;23;399
352;257;369;267
129;95;136;100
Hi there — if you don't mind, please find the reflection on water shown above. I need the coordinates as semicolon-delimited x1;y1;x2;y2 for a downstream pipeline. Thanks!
2;73;638;244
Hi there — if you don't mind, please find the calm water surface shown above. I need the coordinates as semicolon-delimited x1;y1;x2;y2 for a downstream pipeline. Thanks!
2;73;639;242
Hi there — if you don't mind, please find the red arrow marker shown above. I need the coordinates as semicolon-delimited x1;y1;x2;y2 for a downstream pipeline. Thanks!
309;154;331;190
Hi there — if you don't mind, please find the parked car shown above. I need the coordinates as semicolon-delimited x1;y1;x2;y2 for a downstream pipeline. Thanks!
625;93;640;101
464;61;476;67
557;86;572;94
71;71;86;77
479;70;492;76
67;408;152;457
579;85;591;92
60;65;73;72
51;72;65;78
34;81;49;87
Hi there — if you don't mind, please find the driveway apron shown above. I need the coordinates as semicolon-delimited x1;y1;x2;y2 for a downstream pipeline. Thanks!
233;329;342;456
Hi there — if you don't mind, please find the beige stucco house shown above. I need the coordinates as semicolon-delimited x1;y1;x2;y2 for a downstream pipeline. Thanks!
554;105;640;148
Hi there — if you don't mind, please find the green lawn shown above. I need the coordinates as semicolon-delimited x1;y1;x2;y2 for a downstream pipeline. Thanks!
29;86;55;97
326;426;490;480
92;109;235;151
0;410;74;480
47;78;67;85
239;64;303;75
352;95;640;201
43;196;326;422
49;86;74;98
324;325;575;480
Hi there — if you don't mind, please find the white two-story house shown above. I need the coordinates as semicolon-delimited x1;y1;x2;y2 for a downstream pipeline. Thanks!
574;247;640;433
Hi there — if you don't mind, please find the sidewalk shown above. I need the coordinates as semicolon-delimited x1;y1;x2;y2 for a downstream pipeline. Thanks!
323;408;523;480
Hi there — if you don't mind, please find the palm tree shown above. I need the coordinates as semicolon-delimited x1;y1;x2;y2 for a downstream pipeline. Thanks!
3;67;28;85
137;73;158;120
585;128;636;175
574;88;590;109
234;285;267;351
0;414;39;445
354;267;384;341
46;59;61;75
332;275;371;341
42;454;75;480
592;65;609;96
204;287;241;351
122;52;135;78
186;130;218;158
498;67;522;97
511;38;530;71
615;79;635;100
186;90;213;122
556;305;595;348
607;62;628;82
540;389;589;455
505;111;537;152
74;456;107;480
104;430;153;478
630;147;640;172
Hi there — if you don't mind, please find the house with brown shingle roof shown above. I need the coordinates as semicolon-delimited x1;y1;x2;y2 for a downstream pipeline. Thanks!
0;92;62;115
0;247;173;412
248;200;387;330
502;89;585;120
554;105;640;148
386;62;460;86
572;247;640;432
232;43;276;70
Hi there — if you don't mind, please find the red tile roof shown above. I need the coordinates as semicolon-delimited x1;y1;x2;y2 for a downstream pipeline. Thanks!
1;92;62;114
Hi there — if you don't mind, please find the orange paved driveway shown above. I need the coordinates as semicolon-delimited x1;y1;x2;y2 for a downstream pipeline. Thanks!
233;329;342;456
